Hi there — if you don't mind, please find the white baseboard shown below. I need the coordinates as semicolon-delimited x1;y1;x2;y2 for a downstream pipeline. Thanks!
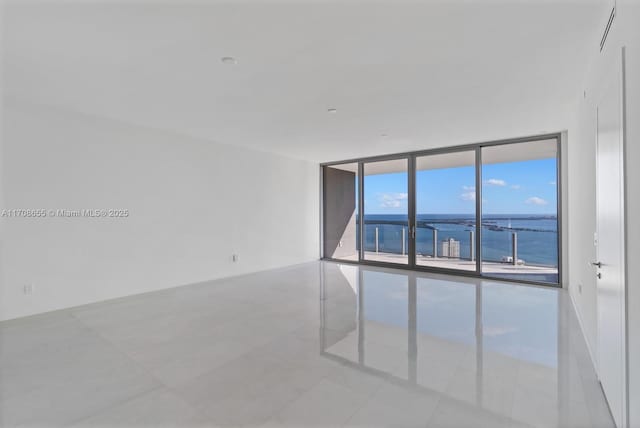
569;286;598;375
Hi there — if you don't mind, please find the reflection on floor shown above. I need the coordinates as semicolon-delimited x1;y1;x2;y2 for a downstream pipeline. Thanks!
0;261;612;427
342;251;559;282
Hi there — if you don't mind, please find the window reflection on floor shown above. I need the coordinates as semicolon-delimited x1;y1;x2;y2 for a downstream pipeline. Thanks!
320;262;572;426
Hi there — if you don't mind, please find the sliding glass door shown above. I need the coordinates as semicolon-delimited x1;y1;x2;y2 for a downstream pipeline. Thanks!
415;151;477;272
480;139;559;284
322;135;561;286
362;158;409;265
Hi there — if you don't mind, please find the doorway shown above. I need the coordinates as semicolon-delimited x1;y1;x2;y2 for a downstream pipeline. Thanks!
595;47;627;428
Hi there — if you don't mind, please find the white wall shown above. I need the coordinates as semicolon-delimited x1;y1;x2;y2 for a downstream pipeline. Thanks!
0;97;319;321
0;99;6;321
567;0;640;425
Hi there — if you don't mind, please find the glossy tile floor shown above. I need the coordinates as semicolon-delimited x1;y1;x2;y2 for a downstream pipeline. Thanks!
0;261;614;427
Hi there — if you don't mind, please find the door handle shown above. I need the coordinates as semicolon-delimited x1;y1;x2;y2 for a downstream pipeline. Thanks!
591;261;603;268
410;225;416;239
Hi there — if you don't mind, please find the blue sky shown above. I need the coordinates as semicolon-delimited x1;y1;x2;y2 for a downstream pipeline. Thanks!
363;158;557;215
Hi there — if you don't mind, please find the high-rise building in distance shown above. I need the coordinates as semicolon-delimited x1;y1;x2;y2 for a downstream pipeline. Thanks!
442;238;460;258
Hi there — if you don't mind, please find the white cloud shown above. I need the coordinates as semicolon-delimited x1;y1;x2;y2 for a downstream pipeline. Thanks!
460;191;476;201
510;184;521;190
460;186;476;201
485;178;506;186
379;192;408;208
549;181;557;185
525;196;548;206
460;185;476;201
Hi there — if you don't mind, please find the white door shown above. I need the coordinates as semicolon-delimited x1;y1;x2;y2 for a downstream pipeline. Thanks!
596;48;627;428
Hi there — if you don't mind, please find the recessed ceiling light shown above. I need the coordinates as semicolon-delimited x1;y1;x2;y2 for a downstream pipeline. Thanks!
327;108;337;114
381;134;388;138
221;57;238;65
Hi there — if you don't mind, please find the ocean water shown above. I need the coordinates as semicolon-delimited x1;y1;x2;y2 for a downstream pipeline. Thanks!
358;214;558;267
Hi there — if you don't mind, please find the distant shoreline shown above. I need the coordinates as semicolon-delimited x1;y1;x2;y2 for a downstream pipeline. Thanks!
361;218;555;233
357;214;559;266
363;214;557;219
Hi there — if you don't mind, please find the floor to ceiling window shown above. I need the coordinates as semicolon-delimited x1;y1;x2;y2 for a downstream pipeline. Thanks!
321;135;561;286
415;151;477;272
480;139;559;283
363;158;409;265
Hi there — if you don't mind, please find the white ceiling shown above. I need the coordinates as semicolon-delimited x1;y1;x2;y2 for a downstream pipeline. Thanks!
1;0;606;163
328;137;557;174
